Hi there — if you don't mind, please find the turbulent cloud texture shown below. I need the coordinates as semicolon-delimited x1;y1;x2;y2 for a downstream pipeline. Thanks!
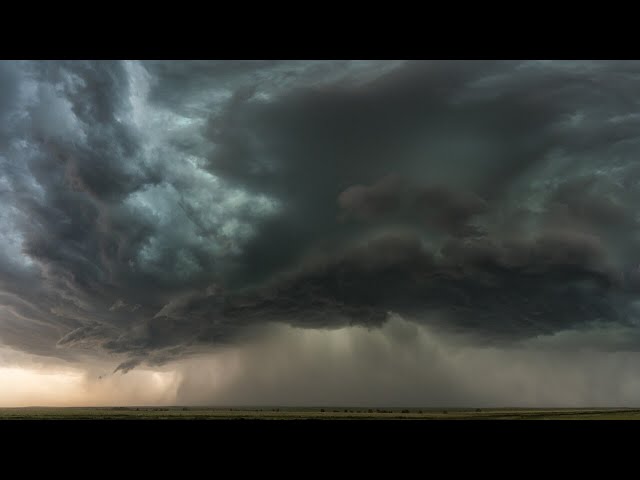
2;60;640;402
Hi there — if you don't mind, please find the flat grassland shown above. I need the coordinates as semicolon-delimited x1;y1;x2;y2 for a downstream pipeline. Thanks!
2;406;640;420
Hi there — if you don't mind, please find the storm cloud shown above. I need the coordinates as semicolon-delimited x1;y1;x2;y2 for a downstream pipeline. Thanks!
3;60;640;393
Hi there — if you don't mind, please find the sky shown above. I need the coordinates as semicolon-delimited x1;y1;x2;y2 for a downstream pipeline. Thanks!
3;60;640;407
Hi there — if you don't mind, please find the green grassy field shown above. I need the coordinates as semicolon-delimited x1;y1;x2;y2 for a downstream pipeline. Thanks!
3;406;640;420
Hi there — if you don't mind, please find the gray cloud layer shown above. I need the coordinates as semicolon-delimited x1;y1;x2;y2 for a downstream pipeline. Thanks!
2;60;640;375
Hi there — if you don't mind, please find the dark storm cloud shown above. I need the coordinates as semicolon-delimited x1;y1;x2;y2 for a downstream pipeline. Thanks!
217;229;622;343
337;174;488;237
199;60;631;285
2;60;640;372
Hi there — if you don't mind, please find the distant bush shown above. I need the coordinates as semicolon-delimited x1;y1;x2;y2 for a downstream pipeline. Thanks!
442;410;448;414
476;408;482;412
320;409;325;412
401;409;410;414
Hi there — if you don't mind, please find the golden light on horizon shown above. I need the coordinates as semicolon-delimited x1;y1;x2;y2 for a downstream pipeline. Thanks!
0;366;85;407
0;365;181;407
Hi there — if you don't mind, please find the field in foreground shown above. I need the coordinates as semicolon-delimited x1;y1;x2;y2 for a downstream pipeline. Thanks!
3;407;640;420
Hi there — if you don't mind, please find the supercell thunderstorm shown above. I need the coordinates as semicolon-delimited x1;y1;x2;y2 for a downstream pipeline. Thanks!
3;60;640;405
